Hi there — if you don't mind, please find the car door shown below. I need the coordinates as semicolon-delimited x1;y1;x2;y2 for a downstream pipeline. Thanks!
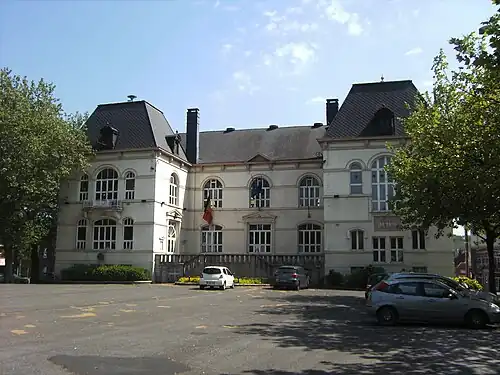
421;282;466;323
390;281;428;320
225;268;234;286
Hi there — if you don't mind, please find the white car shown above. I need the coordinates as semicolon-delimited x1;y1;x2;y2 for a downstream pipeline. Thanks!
199;266;235;290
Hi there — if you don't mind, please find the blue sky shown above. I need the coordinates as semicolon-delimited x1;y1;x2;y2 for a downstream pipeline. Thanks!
0;0;496;136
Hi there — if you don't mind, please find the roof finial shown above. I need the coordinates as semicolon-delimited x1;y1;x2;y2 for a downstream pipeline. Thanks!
127;95;137;102
380;74;385;82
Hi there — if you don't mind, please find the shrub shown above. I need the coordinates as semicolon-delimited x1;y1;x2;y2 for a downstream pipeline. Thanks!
61;264;150;282
453;276;483;291
327;270;344;286
178;276;200;283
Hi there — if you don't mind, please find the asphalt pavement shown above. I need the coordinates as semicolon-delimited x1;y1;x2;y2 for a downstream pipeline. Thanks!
0;284;499;375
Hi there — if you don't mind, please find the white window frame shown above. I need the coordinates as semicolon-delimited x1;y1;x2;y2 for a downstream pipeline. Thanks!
372;236;386;263
371;156;395;212
123;218;134;250
249;177;271;208
298;223;322;253
167;224;176;253
411;229;426;250
79;174;89;202
201;225;223;253
124;171;136;200
92;218;117;250
95;168;119;201
169;174;179;206
350;229;364;250
299;176;322;207
248;223;272;253
349;162;363;195
76;219;87;249
203;179;223;208
390;236;404;263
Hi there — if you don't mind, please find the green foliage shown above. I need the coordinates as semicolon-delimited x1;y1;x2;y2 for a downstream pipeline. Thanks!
453;276;484;291
61;264;150;282
343;266;386;289
386;6;500;293
177;276;266;284
327;270;344;286
0;68;93;282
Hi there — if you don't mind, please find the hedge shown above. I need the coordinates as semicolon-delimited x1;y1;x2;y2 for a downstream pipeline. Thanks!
177;276;266;284
453;276;483;291
61;264;151;282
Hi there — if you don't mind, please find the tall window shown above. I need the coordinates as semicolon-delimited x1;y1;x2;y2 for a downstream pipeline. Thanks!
95;168;119;201
411;229;426;249
79;174;89;201
298;223;322;253
372;236;386;262
93;219;117;250
169;174;179;206
249;177;271;208
350;229;364;250
349;162;363;194
123;218;134;249
76;219;87;249
124;171;136;200
390;236;404;263
203;179;223;208
299;176;321;207
371;156;394;211
167;224;176;253
248;224;272;253
201;225;223;253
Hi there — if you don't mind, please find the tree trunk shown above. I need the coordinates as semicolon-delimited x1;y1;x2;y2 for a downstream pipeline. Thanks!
4;246;14;283
485;234;497;294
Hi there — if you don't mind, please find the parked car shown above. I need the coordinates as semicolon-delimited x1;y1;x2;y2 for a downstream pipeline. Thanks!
382;273;499;305
199;266;235;290
365;273;390;299
271;265;310;290
366;277;500;329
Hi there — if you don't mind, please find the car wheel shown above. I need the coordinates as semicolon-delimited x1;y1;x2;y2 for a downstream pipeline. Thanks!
230;281;235;289
306;277;310;289
465;309;488;329
376;306;398;326
295;283;300;291
221;282;226;291
199;285;205;290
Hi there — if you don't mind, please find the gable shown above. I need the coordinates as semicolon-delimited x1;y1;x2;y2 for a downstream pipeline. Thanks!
247;154;271;163
242;212;277;222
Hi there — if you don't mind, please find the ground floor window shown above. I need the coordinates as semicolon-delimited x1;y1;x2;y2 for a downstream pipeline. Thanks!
167;224;176;253
298;223;322;253
201;225;223;253
93;219;117;250
372;236;386;263
389;236;404;263
248;224;271;253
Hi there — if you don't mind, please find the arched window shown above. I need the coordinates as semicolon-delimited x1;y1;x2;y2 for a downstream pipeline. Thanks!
169;173;179;206
124;171;136;200
299;176;321;207
371;156;394;211
298;223;322;253
123;218;134;249
95;168;119;201
79;174;89;202
201;225;223;253
76;219;87;249
249;176;271;208
167;224;176;253
350;229;364;250
349;162;363;194
203;179;223;208
93;219;117;250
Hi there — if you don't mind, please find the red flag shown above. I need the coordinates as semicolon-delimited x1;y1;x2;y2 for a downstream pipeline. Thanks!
202;198;213;224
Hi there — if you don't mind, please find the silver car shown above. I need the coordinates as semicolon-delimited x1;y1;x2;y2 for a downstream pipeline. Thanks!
366;278;500;329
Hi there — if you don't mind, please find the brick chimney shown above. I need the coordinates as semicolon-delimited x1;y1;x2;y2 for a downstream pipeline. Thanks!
186;108;199;164
326;99;339;126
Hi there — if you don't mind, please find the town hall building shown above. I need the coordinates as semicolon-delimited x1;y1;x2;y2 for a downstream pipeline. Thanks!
54;79;455;280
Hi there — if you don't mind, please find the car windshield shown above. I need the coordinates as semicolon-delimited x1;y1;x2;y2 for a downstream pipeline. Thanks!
203;267;222;274
436;277;465;291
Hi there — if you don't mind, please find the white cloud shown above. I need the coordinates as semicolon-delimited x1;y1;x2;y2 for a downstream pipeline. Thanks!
214;0;220;8
405;47;423;56
262;9;318;35
320;0;364;36
232;71;260;95
275;42;316;65
221;43;233;55
307;96;325;104
286;7;303;14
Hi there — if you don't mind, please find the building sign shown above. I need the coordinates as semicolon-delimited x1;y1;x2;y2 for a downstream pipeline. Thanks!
374;216;402;231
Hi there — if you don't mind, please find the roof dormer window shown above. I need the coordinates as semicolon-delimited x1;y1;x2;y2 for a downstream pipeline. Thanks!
97;124;119;150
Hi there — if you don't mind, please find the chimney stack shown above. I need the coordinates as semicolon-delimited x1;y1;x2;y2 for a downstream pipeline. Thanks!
186;108;199;164
326;98;339;126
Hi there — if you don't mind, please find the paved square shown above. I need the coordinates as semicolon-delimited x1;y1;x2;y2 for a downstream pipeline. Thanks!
1;284;498;375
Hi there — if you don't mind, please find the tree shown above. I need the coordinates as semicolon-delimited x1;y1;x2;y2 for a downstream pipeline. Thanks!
0;68;93;282
387;3;500;293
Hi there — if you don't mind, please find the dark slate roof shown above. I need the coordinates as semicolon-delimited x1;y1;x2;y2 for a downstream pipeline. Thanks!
86;100;188;161
180;126;326;164
326;80;419;138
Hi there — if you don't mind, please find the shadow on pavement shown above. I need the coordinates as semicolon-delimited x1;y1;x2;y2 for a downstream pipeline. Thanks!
231;293;500;375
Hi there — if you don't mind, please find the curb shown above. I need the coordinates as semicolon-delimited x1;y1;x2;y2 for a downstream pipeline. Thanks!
53;280;153;285
173;282;269;287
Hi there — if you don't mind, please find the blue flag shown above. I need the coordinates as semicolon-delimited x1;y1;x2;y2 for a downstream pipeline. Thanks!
250;180;264;198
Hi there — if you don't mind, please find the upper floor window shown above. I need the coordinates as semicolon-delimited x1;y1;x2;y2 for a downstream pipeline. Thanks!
249;176;270;208
76;219;87;249
124;171;136;200
203;179;223;208
79;174;89;202
169;173;179;206
201;224;223;253
350;229;364;250
349;162;363;194
123;218;134;250
93;218;117;250
371;156;394;211
412;229;426;250
298;223;322;253
299;176;321;207
95;168;119;201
